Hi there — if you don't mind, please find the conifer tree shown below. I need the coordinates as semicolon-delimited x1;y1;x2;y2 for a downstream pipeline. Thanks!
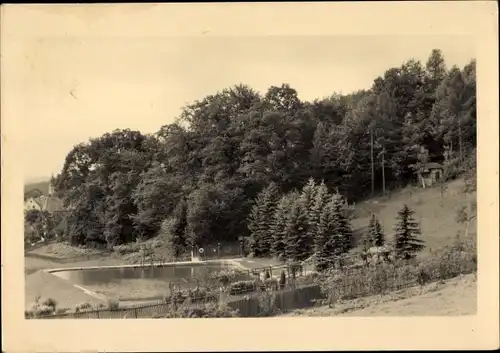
287;178;317;259
393;204;425;260
330;192;354;254
300;178;317;240
284;197;311;262
315;199;344;272
310;180;330;252
270;192;298;259
366;213;385;248
247;182;279;257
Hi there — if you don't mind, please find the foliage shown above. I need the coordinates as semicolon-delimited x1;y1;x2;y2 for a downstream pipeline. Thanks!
247;182;280;257
256;290;282;317
106;299;120;311
25;296;58;318
270;192;299;259
319;238;476;303
393;204;425;260
160;302;239;318
364;213;386;250
50;49;476;254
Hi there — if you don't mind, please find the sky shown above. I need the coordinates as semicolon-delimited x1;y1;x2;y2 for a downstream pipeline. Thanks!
17;35;475;182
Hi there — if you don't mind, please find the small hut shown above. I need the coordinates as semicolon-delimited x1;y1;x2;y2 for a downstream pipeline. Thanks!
414;162;444;188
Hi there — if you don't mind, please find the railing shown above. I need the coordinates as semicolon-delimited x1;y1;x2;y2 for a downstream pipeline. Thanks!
37;280;321;319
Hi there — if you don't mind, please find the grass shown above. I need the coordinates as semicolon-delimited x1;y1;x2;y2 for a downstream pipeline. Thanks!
284;273;476;317
25;177;477;313
351;178;477;257
25;270;106;309
28;242;107;259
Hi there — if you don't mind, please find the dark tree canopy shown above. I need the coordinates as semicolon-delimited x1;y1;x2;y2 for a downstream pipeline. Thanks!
50;51;476;255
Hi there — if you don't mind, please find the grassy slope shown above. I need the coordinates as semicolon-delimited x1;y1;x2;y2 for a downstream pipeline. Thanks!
25;177;476;309
284;273;476;317
351;178;476;257
25;270;106;309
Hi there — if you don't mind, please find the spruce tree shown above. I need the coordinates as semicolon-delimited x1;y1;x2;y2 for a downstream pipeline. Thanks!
284;178;317;260
362;214;376;252
393;204;425;260
284;198;311;262
310;180;330;253
315;200;344;272
366;213;385;248
270;192;297;259
330;192;353;254
247;182;279;257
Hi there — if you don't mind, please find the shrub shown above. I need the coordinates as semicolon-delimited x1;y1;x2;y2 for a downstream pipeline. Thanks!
229;280;258;295
42;297;57;311
257;290;281;317
319;238;477;304
107;299;120;311
55;308;69;315
77;301;92;310
26;302;55;318
161;302;239;318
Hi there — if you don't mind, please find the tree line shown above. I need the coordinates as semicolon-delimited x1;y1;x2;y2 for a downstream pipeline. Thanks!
247;177;425;270
48;48;475;253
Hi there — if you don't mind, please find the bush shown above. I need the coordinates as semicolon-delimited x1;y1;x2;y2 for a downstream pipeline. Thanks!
55;308;70;315
257;290;281;317
229;280;258;295
107;299;120;311
161;302;239;318
319;238;477;304
163;287;220;305
42;297;57;311
26;302;55;318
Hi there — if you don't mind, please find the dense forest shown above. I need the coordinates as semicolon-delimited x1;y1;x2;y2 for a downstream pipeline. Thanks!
49;49;476;255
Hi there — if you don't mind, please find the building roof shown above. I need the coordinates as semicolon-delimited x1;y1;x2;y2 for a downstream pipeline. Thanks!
424;162;443;169
42;196;64;213
413;162;444;174
24;196;63;213
25;197;42;208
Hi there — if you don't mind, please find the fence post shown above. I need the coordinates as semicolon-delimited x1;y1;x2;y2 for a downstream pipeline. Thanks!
134;307;138;318
97;310;100;319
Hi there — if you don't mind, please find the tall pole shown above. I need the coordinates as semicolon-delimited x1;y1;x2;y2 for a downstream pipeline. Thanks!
370;129;375;197
381;147;386;195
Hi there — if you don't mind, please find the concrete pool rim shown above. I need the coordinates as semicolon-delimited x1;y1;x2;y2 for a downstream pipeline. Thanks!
42;258;248;304
44;258;247;275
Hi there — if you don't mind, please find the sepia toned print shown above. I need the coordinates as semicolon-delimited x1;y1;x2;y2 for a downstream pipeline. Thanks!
2;2;498;352
22;37;478;319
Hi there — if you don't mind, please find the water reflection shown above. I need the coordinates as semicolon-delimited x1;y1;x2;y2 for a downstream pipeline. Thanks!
52;263;234;286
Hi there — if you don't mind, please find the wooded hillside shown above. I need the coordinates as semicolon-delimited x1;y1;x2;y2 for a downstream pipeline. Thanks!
50;49;476;252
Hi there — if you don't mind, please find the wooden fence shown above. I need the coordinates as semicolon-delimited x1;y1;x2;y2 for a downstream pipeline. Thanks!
39;282;324;319
227;284;324;317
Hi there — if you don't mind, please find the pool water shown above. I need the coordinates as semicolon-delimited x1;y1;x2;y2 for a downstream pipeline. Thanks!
51;263;240;286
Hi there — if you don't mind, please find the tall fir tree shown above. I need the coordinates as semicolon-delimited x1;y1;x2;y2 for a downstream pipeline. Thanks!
363;213;386;251
315;199;346;272
393;204;425;260
310;180;331;252
284;197;311;262
330;192;354;254
270;192;298;259
247;182;280;257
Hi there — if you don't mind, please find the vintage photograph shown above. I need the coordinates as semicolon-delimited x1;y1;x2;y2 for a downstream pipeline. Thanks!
21;34;479;320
